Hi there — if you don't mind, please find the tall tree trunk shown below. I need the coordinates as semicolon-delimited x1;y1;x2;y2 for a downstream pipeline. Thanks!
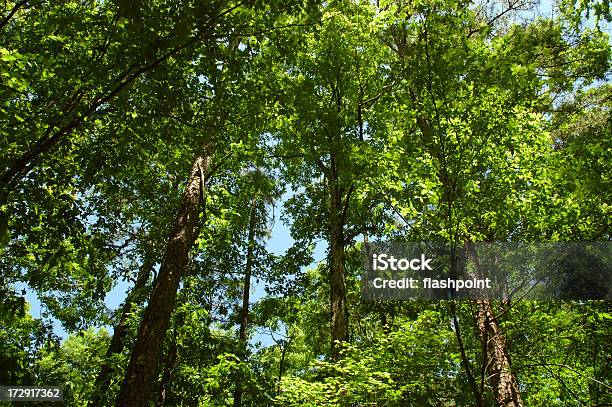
88;254;156;407
238;195;257;343
233;195;258;407
475;299;522;407
115;153;210;407
466;243;523;407
328;169;348;361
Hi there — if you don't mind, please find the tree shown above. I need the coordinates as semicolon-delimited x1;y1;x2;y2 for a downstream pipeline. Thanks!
272;0;390;360
1;0;609;405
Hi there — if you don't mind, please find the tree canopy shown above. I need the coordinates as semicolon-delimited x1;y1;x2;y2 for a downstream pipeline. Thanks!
0;0;610;406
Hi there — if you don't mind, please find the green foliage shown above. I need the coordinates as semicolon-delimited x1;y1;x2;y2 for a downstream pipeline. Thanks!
35;328;110;406
276;311;459;406
0;301;51;385
0;0;610;406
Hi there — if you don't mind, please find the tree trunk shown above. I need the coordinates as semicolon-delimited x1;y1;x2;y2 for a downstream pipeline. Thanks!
466;243;523;407
115;153;210;407
238;195;257;343
328;170;348;361
88;254;156;407
233;195;258;407
475;299;523;406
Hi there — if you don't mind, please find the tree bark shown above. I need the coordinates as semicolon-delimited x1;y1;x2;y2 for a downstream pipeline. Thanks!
328;168;348;361
88;254;156;407
474;299;523;406
115;153;210;407
466;244;523;407
233;195;258;407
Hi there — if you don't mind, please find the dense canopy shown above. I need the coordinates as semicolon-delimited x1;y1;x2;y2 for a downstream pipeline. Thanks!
0;0;610;406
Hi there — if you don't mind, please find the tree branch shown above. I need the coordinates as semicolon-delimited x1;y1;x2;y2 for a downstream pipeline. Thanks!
0;0;28;31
